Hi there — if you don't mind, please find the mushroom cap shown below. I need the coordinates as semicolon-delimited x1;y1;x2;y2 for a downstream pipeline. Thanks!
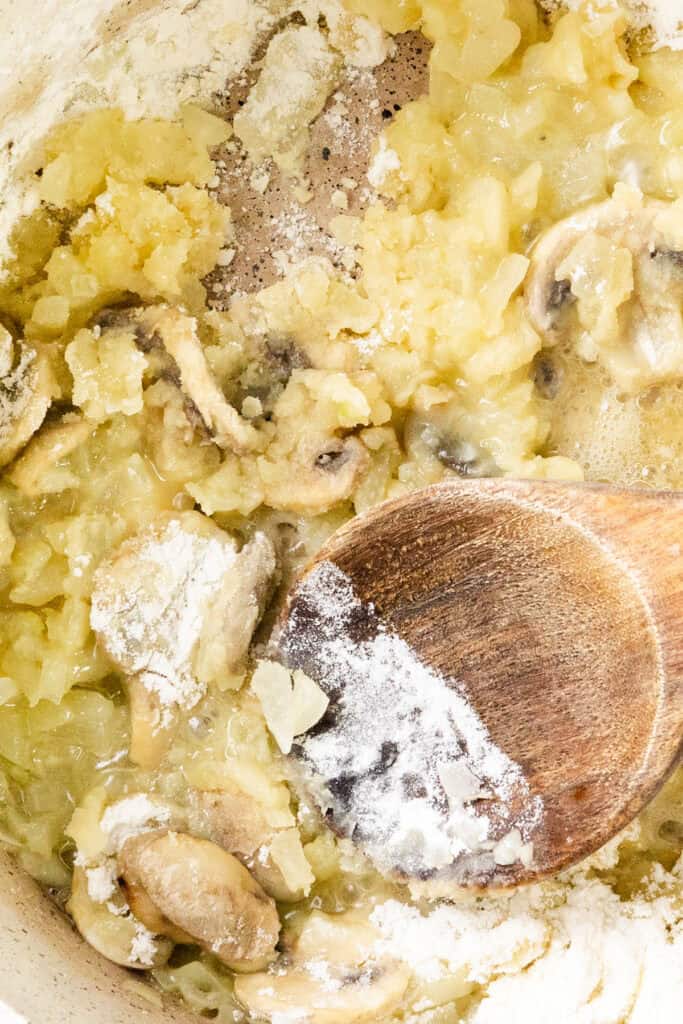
404;411;500;481
0;336;57;468
235;963;410;1024
7;412;94;496
526;187;683;392
93;303;263;453
196;787;312;902
195;529;277;683
121;874;195;946
68;866;172;971
234;912;409;1024
262;433;370;514
139;305;263;454
118;831;280;971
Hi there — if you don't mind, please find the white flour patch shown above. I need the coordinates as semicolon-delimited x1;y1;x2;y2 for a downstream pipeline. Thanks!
85;861;118;903
626;0;683;49
367;137;401;189
130;921;160;967
371;869;683;1021
90;516;240;710
100;794;171;854
280;561;542;879
543;2;683;50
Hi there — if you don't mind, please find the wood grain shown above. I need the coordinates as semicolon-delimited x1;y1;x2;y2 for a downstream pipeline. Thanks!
279;479;683;889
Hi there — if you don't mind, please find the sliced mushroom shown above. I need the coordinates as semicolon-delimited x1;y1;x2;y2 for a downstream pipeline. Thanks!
195;787;311;902
119;848;195;946
126;675;179;770
69;866;172;970
118;831;280;972
532;353;563;400
91;304;262;454
90;511;238;707
0;329;57;468
138;306;262;454
403;412;500;481
195;787;270;861
526;187;683;392
90;513;277;726
235;964;410;1024
7;412;94;496
239;335;312;416
291;912;383;964
194;529;277;685
234;912;410;1024
143;378;221;484
261;433;370;514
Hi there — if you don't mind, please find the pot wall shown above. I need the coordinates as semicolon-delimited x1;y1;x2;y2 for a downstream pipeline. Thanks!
0;6;200;1016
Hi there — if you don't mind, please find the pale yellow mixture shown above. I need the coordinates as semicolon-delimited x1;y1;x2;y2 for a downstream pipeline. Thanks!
1;2;683;1022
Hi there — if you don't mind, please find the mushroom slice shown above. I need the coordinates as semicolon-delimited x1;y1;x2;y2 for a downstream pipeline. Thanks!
248;335;312;416
262;434;370;514
7;412;93;496
195;787;270;859
69;866;172;970
118;831;280;972
90;513;276;717
404;412;500;482
126;675;179;770
139;306;262;454
0;329;57;468
526;187;683;392
195;788;312;902
235;964;410;1024
120;870;195;946
291;912;382;964
194;530;277;685
234;913;409;1024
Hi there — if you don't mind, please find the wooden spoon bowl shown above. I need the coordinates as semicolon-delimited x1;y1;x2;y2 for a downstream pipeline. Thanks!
277;479;683;889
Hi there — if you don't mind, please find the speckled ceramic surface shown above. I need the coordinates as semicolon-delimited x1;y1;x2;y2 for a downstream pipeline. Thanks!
0;850;196;1022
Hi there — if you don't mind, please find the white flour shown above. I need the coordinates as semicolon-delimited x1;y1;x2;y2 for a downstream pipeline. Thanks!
99;794;171;853
269;204;351;275
90;516;240;710
86;0;273;119
546;1;683;49
84;861;118;903
130;921;161;967
0;0;274;265
367;138;401;190
372;867;683;1022
371;898;548;985
281;561;543;880
620;1;683;48
233;24;340;163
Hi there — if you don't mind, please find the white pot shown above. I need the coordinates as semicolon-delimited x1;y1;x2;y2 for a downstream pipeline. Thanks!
0;4;213;1018
1;1;681;1020
0;849;195;1021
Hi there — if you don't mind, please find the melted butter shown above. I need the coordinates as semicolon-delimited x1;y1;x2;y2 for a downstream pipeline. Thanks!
542;344;683;490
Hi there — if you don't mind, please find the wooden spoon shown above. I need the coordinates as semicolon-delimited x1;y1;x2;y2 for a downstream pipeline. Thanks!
276;479;683;890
